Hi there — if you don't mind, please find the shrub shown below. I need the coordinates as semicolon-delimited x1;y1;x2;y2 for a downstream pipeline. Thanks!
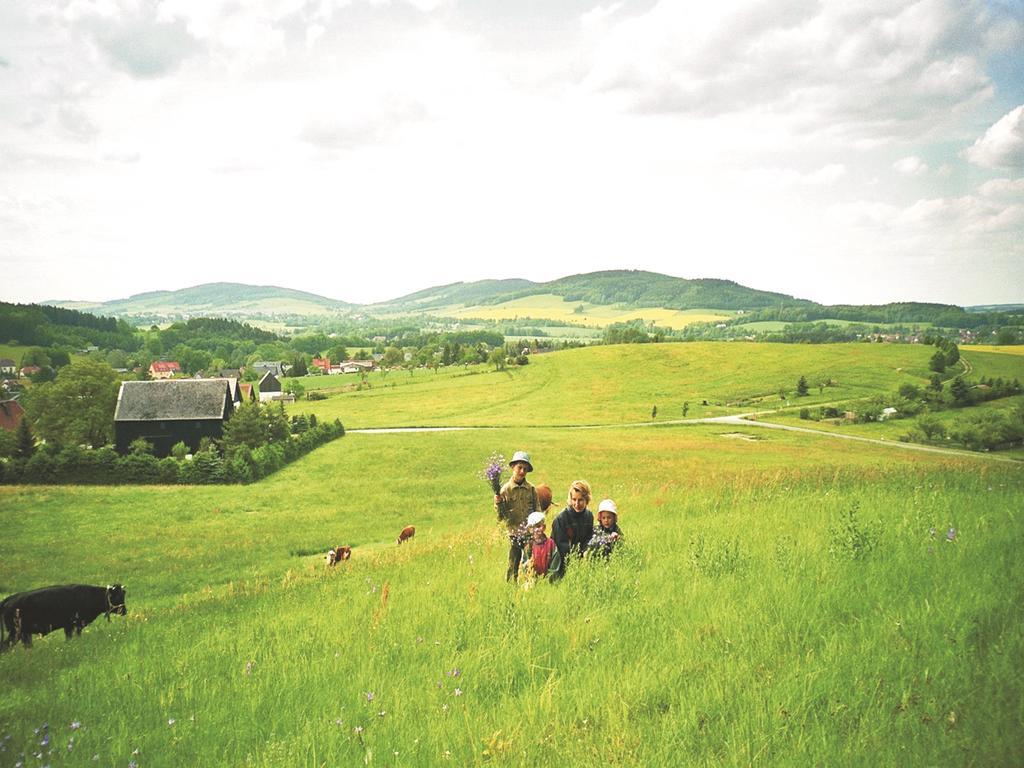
156;457;180;484
306;391;327;401
170;441;189;460
116;453;162;483
129;437;153;456
827;501;880;560
181;451;225;484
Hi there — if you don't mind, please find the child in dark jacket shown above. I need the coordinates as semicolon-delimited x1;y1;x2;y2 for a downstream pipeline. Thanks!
587;498;623;557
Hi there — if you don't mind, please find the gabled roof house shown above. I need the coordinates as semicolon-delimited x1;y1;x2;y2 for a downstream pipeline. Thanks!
114;379;233;457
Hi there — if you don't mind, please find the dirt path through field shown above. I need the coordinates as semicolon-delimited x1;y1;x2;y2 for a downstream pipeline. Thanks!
350;417;1020;464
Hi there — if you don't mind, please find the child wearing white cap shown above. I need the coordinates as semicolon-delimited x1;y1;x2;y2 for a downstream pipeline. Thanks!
588;498;623;557
522;510;560;580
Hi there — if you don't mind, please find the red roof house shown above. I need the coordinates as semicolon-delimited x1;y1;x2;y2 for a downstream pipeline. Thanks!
149;361;182;379
0;399;25;432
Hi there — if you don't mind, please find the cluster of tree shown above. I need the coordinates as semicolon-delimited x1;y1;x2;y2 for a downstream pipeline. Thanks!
928;338;960;373
0;403;345;485
0;301;139;350
905;407;1024;452
721;301;1023;329
601;320;673;345
18;359;121;447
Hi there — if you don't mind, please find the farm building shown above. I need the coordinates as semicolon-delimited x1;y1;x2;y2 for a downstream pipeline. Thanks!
252;361;285;377
114;380;233;456
0;358;15;376
258;371;282;402
239;383;256;403
213;377;243;409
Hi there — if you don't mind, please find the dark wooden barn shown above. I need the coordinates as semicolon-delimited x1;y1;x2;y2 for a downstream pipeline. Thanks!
114;380;233;457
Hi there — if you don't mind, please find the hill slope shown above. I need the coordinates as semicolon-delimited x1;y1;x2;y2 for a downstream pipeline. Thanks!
46;282;355;318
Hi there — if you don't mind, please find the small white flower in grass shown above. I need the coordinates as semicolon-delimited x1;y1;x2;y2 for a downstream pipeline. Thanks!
335;719;344;727
69;722;81;731
453;688;462;697
378;711;386;718
442;704;449;713
168;718;175;726
132;748;140;755
354;726;364;735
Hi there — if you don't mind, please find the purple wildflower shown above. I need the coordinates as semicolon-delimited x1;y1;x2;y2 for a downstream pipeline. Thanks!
40;734;50;747
946;527;957;542
365;691;375;703
129;762;138;768
450;668;461;678
479;453;506;494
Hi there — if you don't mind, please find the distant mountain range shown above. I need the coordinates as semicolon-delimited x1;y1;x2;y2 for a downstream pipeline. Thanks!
46;271;820;319
44;270;1018;328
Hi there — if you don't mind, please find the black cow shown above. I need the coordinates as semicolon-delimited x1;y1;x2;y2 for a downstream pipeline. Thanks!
0;584;127;649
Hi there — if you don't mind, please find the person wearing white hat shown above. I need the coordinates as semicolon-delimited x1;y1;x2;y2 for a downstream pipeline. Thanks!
494;450;539;581
588;498;623;557
522;510;559;580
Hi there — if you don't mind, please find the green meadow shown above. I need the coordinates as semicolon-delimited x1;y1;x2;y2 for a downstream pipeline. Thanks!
2;343;1023;766
287;342;1022;429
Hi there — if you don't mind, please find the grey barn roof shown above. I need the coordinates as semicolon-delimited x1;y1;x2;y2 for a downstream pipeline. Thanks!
115;380;231;422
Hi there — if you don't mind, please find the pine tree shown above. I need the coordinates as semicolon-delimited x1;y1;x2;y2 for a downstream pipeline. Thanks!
15;417;35;459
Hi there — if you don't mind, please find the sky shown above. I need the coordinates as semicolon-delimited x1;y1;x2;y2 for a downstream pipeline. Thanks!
1;0;1023;308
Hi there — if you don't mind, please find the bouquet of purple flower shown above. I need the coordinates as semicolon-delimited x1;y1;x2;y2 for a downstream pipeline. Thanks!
479;452;506;495
587;528;621;557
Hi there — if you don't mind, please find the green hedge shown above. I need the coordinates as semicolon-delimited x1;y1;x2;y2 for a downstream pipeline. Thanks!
0;419;344;485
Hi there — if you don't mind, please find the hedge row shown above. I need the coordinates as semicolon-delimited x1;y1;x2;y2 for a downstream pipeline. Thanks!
0;420;345;485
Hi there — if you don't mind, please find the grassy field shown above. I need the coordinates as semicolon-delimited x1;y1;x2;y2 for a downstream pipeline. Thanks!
285;342;1024;429
421;294;731;330
2;343;1022;766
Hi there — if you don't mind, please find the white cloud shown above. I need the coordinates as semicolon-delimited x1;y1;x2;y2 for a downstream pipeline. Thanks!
965;105;1024;170
893;156;929;175
67;0;204;78
582;0;1017;143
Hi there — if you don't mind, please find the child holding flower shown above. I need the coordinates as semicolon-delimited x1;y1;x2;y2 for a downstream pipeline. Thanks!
587;498;623;558
494;450;539;582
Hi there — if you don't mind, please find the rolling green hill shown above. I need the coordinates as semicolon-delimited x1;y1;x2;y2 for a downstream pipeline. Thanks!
46;282;356;319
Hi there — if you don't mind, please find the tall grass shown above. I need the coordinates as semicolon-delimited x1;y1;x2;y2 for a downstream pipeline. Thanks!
1;425;1021;766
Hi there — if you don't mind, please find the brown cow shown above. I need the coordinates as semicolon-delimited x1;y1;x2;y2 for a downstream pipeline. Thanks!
396;526;416;545
325;546;352;566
